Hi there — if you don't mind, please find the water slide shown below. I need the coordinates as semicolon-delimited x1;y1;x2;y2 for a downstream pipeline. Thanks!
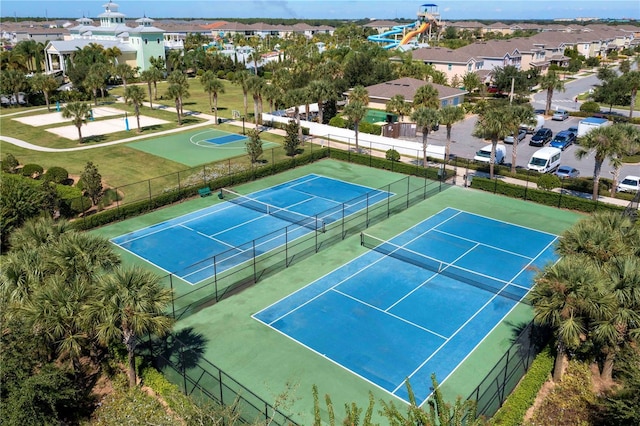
400;21;429;45
367;22;417;50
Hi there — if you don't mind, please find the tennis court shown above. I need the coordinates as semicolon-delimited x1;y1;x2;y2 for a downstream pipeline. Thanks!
253;207;558;405
127;128;278;167
111;174;390;285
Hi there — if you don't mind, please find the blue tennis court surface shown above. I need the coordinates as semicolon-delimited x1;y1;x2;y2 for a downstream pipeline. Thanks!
253;208;559;405
204;134;247;145
111;174;390;284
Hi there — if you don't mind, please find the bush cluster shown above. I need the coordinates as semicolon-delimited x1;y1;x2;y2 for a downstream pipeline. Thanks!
490;347;554;426
470;177;624;214
44;166;69;184
21;163;44;178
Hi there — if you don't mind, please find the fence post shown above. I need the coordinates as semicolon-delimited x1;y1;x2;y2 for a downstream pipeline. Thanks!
177;170;181;191
406;176;410;209
203;165;207;186
170;275;176;320
148;179;152;203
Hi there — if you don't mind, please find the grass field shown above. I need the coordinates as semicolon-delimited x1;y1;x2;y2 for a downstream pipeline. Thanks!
109;77;263;119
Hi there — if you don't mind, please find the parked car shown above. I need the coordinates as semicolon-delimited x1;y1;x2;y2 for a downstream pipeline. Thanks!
555;165;580;179
549;130;576;151
552;110;569;121
617;175;640;193
504;130;527;144
529;128;553;146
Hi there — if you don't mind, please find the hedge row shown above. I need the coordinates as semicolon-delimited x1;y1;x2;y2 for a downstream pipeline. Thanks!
490;347;554;426
470;177;625;213
71;149;329;231
328;149;450;180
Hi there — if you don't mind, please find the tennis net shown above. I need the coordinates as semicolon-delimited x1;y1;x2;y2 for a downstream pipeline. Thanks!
360;232;528;303
220;188;325;232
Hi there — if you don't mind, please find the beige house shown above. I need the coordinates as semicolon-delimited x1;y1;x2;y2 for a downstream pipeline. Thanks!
357;77;468;121
410;47;483;85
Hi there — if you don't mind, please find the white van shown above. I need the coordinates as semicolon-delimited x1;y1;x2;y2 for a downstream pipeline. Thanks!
519;115;545;134
527;147;562;173
474;144;506;164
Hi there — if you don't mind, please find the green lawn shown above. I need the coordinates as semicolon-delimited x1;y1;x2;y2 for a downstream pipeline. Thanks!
0;76;296;192
111;77;256;119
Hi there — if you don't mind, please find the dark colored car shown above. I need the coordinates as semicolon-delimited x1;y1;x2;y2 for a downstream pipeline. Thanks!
549;130;576;151
529;128;553;146
555;165;580;179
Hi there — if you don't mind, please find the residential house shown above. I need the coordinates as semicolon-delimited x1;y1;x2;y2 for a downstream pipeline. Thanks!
356;77;468;121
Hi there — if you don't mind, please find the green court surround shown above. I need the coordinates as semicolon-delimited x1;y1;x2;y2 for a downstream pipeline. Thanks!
94;160;584;424
127;127;278;167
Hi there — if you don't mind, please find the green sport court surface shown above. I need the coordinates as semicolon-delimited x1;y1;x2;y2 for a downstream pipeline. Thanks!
95;160;584;424
127;128;279;167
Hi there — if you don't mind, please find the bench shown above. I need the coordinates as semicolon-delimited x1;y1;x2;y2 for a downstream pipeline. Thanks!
198;187;212;197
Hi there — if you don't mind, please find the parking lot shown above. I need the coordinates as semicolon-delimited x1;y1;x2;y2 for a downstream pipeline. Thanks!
420;114;638;179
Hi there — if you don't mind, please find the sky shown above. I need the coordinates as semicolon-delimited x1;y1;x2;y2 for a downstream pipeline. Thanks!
1;0;638;21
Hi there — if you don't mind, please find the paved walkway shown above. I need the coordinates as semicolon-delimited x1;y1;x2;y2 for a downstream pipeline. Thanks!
1;104;631;208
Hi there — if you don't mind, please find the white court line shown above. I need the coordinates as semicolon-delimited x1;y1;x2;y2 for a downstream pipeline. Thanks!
432;228;535;260
408;236;558;406
179;224;236;249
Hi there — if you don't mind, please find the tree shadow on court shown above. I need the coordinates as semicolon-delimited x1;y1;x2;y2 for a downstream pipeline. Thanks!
146;327;209;372
505;320;552;359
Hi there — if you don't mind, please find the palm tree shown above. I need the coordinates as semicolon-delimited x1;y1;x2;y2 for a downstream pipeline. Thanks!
104;46;122;66
413;83;440;110
623;70;640;120
462;71;481;94
125;85;146;133
145;63;164;101
91;266;174;388
115;63;136;93
262;83;282;115
61;102;91;143
284;88;307;143
575;124;624;201
539;70;566;116
609;124;640;197
139;70;155;109
84;69;104;106
438;105;466;161
22;276;95;373
506;104;535;174
386;94;411;123
201;71;225;123
473;105;512;178
247;75;265;128
166;71;190;124
528;255;610;382
29;73;59;112
0;69;28;107
233;70;251;118
592;255;640;383
348;85;369;105
342;100;367;153
307;79;335;125
411;106;440;167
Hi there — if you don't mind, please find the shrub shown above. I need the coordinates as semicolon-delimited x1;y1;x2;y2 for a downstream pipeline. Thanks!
386;149;401;162
70;196;92;214
579;101;600;114
490;347;554;426
529;361;595;426
21;164;44;178
44;166;69;184
329;116;347;128
1;153;19;173
537;174;561;191
359;121;381;135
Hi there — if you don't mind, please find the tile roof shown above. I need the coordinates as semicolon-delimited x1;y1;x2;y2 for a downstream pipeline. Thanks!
363;77;468;102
